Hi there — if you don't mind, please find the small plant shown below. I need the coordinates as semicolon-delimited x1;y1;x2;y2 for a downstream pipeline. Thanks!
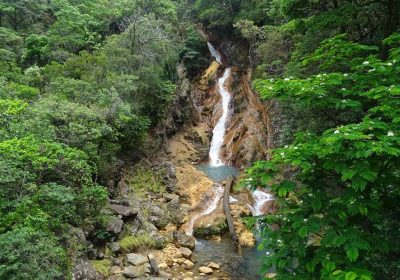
118;234;156;253
91;259;112;277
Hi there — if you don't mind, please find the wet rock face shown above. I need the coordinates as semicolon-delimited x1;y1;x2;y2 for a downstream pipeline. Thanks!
184;60;271;168
221;69;272;168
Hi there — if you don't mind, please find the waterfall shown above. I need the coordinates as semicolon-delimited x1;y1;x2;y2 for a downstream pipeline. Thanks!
208;63;232;166
207;42;222;64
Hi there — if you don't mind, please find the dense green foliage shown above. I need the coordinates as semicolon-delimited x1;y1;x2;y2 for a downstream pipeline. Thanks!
2;0;399;279
191;0;400;279
0;0;208;278
249;35;400;279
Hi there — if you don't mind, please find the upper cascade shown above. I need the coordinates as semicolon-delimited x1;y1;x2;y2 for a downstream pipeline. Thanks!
207;42;222;64
209;67;232;166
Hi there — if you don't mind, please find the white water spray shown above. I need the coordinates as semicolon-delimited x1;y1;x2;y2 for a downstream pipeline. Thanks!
185;184;224;235
248;189;274;216
209;68;232;166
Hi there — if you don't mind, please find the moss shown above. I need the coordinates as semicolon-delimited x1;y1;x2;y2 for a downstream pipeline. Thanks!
193;221;228;237
91;259;112;277
127;166;166;196
118;233;156;253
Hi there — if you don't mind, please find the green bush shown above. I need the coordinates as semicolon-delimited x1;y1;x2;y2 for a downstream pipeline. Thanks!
0;228;69;280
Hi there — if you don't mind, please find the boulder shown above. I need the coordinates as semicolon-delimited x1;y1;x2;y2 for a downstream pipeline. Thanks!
109;198;131;207
122;265;149;278
125;253;148;266
183;260;194;270
72;258;105;280
109;266;121;275
107;216;124;235
162;161;177;193
198;266;213;274
109;204;137;217
150;231;167;249
207;262;220;269
162;193;179;202
159;271;172;279
148;205;167;229
158;262;168;270
178;247;192;259
174;231;195;249
109;242;120;254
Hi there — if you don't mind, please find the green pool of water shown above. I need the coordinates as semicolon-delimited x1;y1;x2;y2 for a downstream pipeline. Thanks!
196;164;240;182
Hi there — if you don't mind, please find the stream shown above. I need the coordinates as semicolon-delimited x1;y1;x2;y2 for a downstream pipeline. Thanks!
186;43;272;279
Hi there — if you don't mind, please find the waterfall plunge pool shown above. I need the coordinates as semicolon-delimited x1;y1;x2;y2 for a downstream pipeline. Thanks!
196;163;240;182
193;163;267;280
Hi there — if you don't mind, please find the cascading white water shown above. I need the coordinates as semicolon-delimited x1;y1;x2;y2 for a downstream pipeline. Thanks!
185;43;232;236
207;42;222;64
209;68;232;166
185;184;224;235
248;189;274;216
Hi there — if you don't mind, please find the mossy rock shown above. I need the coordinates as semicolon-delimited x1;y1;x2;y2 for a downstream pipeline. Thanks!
193;221;228;237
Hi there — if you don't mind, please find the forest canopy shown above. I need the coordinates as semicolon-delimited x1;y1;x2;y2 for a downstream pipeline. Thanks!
1;0;399;279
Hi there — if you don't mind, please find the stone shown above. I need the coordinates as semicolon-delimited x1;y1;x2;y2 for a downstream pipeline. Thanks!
107;216;124;235
207;262;220;269
122;265;147;278
183;260;194;270
112;258;122;266
159;271;172;279
150;231;168;249
174;231;195;250
72;258;105;280
178;247;192;259
109;204;137;217
125;253;148;266
148;205;167;229
162;193;179;202
109;198;131;207
158;262;168;270
107;275;124;280
110;266;122;275
265;272;277;278
198;267;213;274
109;242;120;254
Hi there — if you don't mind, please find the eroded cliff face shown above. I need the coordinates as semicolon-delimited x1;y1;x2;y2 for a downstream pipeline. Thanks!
185;62;272;169
222;69;273;168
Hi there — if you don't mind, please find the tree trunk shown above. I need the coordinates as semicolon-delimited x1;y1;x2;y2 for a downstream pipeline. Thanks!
223;176;241;253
